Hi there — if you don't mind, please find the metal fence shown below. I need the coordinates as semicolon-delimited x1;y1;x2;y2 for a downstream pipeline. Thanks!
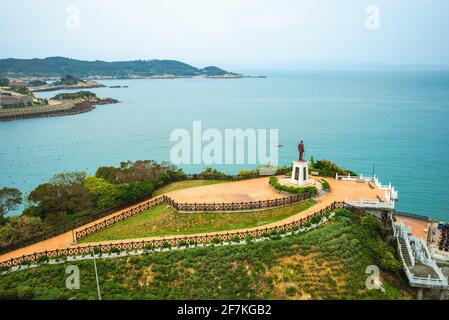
395;211;430;221
75;192;315;241
0;201;362;268
0;193;155;255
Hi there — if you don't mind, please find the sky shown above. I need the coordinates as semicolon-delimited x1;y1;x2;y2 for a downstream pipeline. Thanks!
1;0;449;70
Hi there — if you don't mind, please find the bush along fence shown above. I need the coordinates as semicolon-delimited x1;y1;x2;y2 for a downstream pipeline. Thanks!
74;192;315;241
0;201;367;269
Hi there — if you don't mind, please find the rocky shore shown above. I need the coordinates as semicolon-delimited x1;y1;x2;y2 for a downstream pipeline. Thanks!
0;97;119;122
30;81;105;92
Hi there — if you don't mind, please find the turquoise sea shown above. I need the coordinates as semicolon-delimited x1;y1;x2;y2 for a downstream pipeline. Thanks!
0;71;448;220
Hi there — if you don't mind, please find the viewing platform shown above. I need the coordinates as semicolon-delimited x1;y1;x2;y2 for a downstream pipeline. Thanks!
0;174;395;263
335;173;398;211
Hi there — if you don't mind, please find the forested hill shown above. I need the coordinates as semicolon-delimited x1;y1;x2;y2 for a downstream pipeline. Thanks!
0;57;240;78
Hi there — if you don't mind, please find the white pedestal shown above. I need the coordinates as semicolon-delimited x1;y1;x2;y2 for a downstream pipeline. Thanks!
291;160;311;185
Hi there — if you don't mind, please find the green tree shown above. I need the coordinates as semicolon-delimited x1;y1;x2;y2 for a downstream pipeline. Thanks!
0;187;22;218
84;176;122;210
0;215;43;247
0;77;9;87
28;172;92;218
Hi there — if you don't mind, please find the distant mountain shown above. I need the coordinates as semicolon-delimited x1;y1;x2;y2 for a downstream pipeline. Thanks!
0;57;241;78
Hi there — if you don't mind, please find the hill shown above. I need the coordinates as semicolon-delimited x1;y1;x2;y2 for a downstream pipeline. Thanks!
0;209;413;300
0;57;241;78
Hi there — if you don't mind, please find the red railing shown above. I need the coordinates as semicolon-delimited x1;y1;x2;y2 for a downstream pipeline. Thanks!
74;193;315;241
0;201;366;268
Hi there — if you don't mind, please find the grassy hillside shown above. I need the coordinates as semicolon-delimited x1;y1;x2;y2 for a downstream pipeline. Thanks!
80;199;316;242
0;209;412;300
0;57;237;78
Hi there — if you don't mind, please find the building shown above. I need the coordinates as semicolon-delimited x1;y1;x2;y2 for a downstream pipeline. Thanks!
0;91;33;108
9;79;29;87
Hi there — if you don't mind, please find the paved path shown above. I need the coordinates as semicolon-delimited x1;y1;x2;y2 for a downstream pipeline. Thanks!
395;216;430;240
0;177;384;263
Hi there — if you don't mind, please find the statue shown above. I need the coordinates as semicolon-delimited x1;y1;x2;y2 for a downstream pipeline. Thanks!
298;140;304;161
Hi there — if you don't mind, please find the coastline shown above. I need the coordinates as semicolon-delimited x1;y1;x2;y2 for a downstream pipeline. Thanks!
0;98;119;122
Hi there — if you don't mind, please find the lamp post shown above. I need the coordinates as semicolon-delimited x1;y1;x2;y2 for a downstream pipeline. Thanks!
92;248;102;300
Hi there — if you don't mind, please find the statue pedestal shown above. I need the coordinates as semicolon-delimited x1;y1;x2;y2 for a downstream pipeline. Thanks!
291;160;312;185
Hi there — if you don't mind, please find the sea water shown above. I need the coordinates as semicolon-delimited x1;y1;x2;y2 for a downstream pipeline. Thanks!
1;70;448;220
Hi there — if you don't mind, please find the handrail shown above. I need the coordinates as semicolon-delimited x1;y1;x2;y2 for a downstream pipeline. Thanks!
74;192;315;241
0;201;357;268
394;222;448;288
395;211;429;221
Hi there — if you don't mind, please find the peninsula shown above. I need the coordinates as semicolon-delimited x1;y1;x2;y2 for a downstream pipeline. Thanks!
0;57;243;79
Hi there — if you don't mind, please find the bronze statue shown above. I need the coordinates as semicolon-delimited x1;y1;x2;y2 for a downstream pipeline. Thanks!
298;140;304;161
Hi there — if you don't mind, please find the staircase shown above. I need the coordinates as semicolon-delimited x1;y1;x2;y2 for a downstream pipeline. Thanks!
317;189;327;197
399;237;413;267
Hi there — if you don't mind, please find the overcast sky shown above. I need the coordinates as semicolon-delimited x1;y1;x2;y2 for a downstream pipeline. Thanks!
1;0;448;70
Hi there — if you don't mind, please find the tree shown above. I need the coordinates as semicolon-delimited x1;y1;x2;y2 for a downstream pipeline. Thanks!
28;172;92;218
0;187;22;218
97;160;179;184
0;77;9;87
84;176;122;210
0;215;43;247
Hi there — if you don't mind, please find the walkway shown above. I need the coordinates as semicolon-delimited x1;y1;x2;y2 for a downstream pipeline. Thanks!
0;176;385;263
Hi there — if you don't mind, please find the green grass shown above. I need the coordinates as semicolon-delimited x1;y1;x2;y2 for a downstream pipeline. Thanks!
152;179;226;197
0;210;413;300
80;199;316;243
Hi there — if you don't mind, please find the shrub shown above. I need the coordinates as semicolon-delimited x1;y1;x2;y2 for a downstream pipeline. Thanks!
313;160;357;177
303;222;312;228
320;179;330;191
36;255;49;263
20;259;30;266
162;241;171;249
310;215;322;225
286;286;297;296
245;235;253;243
0;265;10;273
110;247;121;254
231;235;240;243
211;238;221;245
269;177;317;195
178;240;187;247
270;234;281;240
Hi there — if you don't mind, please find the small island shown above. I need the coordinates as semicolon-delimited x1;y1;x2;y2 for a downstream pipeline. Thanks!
29;74;105;92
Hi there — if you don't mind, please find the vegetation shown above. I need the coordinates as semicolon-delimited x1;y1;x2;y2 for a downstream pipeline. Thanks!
320;179;331;191
269;177;317;195
80;200;316;242
0;161;184;248
0;216;44;247
0;210;411;300
310;159;357;177
0;57;235;78
6;86;30;95
28;80;47;86
0;187;22;219
52;91;96;100
96;160;184;186
55;74;84;85
26;172;93;219
152;180;226;197
0;77;9;87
